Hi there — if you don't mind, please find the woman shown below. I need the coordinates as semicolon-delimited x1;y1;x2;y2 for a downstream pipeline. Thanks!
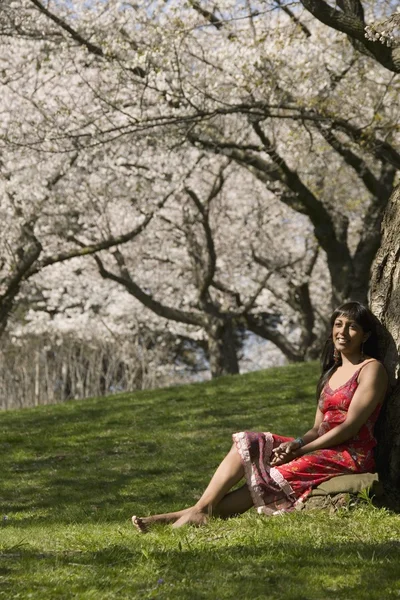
132;302;387;531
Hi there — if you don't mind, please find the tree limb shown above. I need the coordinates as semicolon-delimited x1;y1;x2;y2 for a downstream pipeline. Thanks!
211;279;242;307
337;0;365;21
190;125;354;304
184;187;217;304
28;188;173;275
244;313;304;361
0;228;42;335
28;0;104;57
299;0;400;72
28;214;154;275
93;254;206;327
251;121;349;258
188;1;223;30
28;0;147;77
274;0;311;37
315;124;387;198
239;271;273;314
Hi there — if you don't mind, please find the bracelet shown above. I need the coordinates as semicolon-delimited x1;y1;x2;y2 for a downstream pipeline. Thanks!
294;437;305;447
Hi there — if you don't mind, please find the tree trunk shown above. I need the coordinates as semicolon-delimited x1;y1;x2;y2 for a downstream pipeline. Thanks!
207;317;239;378
370;184;400;500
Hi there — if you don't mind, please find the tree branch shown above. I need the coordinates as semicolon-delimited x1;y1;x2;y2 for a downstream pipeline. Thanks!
251;121;349;259
337;0;365;21
28;0;147;77
28;214;153;275
211;279;242;307
188;1;223;30
190;124;354;304
239;271;273;314
0;228;42;335
238;101;400;170
244;313;304;361
28;0;104;57
315;124;387;198
299;0;400;72
29;189;173;275
185;186;217;304
93;254;206;327
274;0;311;37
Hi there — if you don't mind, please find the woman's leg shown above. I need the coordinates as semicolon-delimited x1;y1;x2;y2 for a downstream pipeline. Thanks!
132;443;249;531
132;508;191;532
213;484;253;518
171;443;247;527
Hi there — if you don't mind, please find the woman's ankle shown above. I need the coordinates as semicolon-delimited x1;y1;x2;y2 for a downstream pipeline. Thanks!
194;502;213;516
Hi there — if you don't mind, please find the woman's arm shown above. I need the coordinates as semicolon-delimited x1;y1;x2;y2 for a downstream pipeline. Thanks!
297;361;387;457
270;406;324;465
295;407;324;446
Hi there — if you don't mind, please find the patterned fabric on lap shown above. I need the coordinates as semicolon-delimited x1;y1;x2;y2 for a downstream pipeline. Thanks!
233;363;382;514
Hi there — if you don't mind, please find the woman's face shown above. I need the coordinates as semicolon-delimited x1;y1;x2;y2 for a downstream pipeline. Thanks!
332;314;368;357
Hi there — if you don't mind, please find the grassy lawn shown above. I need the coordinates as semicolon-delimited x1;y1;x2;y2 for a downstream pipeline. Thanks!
1;362;399;599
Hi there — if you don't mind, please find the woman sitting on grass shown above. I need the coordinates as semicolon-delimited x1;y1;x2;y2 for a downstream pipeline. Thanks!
132;301;387;531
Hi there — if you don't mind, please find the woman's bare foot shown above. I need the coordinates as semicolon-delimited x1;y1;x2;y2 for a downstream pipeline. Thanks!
132;516;148;533
171;507;209;529
131;508;191;532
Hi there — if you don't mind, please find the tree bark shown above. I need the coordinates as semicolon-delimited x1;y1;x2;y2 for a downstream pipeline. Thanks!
299;0;400;73
207;317;239;378
0;232;42;336
370;184;400;499
190;128;392;310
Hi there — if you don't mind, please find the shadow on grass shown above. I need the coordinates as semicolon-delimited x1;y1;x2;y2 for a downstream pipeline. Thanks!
0;364;318;525
0;538;399;599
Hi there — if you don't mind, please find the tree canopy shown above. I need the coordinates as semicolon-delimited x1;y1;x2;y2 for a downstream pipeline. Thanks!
1;0;399;383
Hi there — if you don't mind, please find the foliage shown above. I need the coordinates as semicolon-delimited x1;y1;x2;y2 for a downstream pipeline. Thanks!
1;361;400;599
1;1;399;379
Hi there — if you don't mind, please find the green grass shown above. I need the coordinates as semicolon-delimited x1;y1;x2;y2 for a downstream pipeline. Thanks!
1;362;399;599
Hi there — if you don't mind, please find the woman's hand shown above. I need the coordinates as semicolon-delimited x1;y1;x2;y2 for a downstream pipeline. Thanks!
270;440;302;466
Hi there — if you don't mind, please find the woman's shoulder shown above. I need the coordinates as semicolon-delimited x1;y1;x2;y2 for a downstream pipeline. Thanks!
357;359;388;384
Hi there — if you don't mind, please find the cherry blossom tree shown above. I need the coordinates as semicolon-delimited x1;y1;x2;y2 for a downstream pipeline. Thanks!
0;1;328;377
0;145;172;335
87;153;325;376
1;0;399;391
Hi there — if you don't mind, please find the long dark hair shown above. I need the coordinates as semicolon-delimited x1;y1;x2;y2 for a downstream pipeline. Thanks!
316;301;381;399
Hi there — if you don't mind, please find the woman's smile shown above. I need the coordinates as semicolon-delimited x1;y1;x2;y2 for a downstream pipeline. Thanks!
332;315;366;356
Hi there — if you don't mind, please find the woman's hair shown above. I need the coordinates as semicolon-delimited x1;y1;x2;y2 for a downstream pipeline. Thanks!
316;301;381;399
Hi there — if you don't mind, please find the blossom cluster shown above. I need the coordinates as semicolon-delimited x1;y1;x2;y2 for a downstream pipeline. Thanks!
0;0;399;383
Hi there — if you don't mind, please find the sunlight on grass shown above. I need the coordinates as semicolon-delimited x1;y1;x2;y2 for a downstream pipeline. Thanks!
1;362;400;599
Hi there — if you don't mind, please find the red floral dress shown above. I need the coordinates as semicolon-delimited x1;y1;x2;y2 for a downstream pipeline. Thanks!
233;362;382;514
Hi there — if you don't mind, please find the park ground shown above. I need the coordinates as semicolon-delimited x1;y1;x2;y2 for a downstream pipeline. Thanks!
1;362;400;599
